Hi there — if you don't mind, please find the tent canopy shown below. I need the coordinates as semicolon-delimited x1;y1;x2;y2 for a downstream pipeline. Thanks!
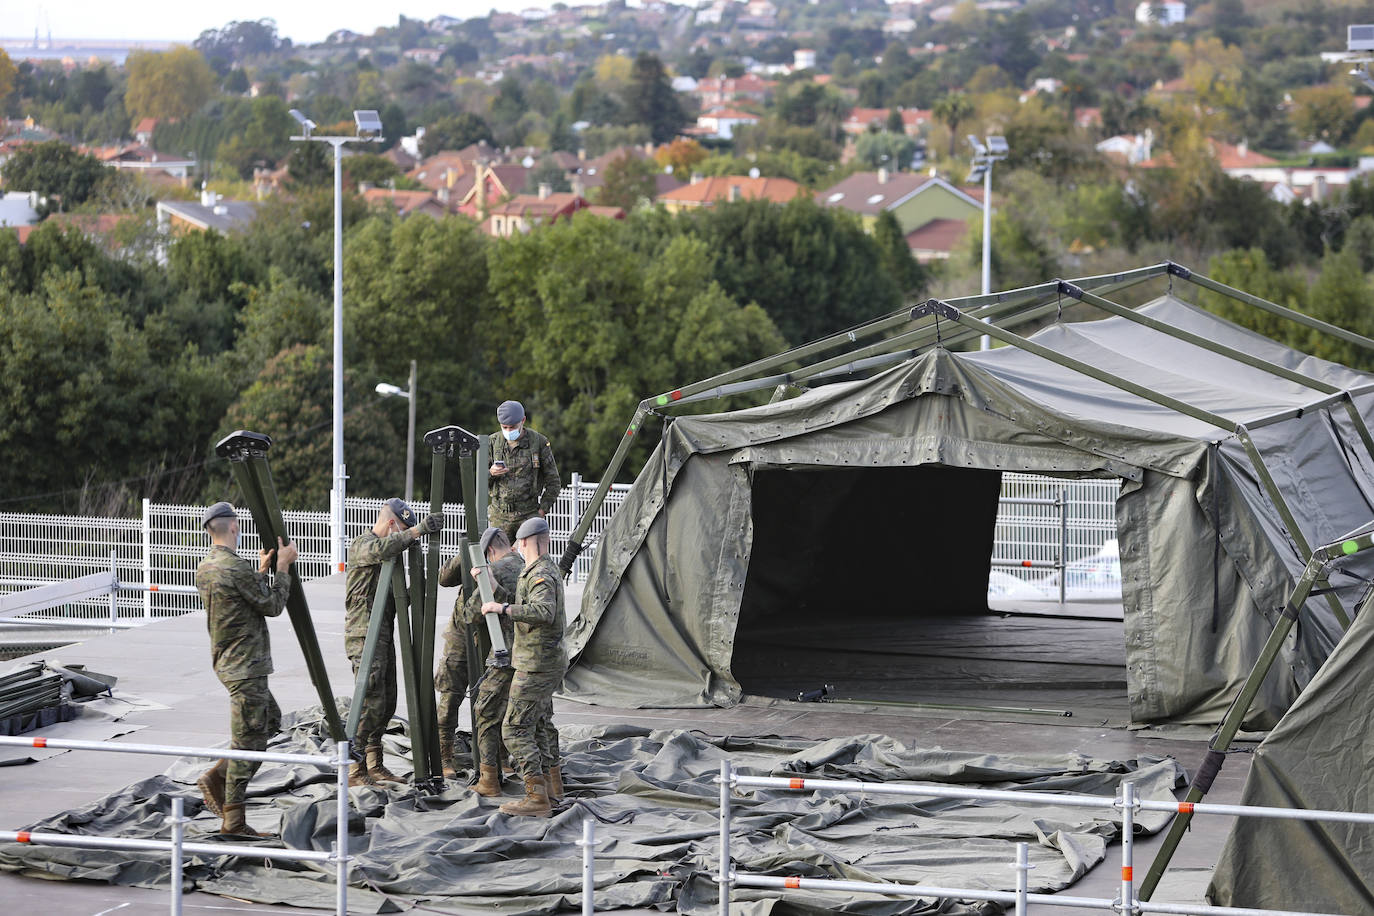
565;292;1374;727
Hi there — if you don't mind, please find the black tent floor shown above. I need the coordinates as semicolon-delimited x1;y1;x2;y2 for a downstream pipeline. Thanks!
0;576;1244;915
734;614;1132;725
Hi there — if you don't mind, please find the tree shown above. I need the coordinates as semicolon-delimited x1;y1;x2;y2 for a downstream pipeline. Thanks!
933;93;974;158
0;141;109;215
483;216;784;473
194;19;282;72
855;131;917;170
218;344;396;508
125;47;217;123
287;142;332;188
0;49;16;106
1291;85;1356;143
654;139;708;174
623;52;685;144
872;210;926;300
345;153;405;189
421;113;493;155
528;156;571;193
593;154;658;210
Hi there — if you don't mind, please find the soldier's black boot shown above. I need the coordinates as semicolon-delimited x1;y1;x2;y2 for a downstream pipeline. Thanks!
366;743;404;784
198;759;227;817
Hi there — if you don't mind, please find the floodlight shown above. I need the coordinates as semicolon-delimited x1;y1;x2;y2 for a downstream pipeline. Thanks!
967;134;987;157
987;135;1009;155
965;166;987;184
288;109;317;133
354;109;384;137
375;382;408;398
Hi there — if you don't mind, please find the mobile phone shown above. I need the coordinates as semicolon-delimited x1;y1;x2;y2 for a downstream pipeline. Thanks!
494;460;506;468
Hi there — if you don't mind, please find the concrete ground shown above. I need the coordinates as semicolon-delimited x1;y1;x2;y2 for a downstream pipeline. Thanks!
0;574;1244;915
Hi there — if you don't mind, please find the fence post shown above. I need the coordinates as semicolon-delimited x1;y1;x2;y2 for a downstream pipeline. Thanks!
169;795;185;916
718;759;733;916
579;815;596;916
141;498;152;619
108;549;118;625
1057;486;1068;605
1120;780;1136;916
570;472;583;583
335;739;350;916
1013;841;1030;916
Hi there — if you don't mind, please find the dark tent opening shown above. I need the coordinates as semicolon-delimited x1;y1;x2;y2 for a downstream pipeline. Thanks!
732;465;1130;718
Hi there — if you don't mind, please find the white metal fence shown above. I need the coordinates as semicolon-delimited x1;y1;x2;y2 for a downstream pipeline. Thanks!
0;473;1120;623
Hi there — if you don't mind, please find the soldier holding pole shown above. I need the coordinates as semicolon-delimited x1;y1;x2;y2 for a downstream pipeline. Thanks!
194;501;298;836
345;498;442;785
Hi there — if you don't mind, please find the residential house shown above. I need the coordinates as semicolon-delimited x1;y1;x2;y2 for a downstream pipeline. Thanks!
0;191;40;228
94;144;197;182
455;162;533;217
361;187;448;218
4;212;136;247
841;107;931;138
883;17;917;36
692;73;777;108
658;175;803;212
815;169;984;261
155;188;258;262
694;107;761;140
1096;132;1153;165
133;118;158;145
794;49;817;70
486;187;625;237
402;48;444;65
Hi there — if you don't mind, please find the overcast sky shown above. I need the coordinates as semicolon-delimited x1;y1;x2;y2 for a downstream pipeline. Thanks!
5;2;552;45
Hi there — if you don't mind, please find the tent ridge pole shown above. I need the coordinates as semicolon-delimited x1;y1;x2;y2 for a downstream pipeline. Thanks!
1180;266;1374;353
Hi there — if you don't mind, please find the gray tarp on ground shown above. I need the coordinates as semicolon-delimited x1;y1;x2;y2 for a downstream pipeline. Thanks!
566;295;1374;726
0;706;1184;914
1207;553;1374;913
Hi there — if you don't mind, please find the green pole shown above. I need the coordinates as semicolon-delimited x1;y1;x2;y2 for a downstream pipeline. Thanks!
1138;529;1374;899
387;561;426;781
215;431;345;741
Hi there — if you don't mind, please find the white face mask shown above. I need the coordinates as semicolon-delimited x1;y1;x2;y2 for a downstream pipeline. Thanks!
234;529;242;550
504;428;521;442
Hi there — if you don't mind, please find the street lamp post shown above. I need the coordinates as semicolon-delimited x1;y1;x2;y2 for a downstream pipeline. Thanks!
289;109;384;569
967;134;1009;350
375;360;418;504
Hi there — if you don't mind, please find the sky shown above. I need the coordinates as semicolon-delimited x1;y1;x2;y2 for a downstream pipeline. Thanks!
3;1;555;45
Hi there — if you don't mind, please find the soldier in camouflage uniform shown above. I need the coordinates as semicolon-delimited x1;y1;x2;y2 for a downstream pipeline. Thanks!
488;400;561;544
434;526;522;781
345;497;443;785
194;501;298;836
480;516;567;817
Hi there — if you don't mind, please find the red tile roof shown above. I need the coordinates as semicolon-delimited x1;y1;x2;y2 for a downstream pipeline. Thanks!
905;217;970;254
659;175;803;206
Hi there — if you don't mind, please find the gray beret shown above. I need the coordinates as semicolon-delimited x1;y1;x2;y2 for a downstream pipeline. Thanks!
497;400;525;425
201;501;236;528
385;497;416;528
515;516;549;539
478;526;502;556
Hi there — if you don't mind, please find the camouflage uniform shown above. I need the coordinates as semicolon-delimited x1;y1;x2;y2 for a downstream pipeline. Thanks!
488;428;561;544
500;553;567;779
454;551;524;766
434;551;521;737
196;544;290;807
345;528;419;746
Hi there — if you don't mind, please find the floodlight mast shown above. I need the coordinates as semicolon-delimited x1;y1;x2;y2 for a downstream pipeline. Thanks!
967;134;1009;350
289;110;384;569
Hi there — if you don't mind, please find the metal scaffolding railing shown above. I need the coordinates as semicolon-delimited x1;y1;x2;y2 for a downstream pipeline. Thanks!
0;734;353;916
713;760;1372;916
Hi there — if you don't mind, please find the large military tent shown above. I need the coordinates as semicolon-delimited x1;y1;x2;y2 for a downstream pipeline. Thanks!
564;288;1374;727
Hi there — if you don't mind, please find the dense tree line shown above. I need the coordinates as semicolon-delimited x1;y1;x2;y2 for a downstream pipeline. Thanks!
0;193;920;514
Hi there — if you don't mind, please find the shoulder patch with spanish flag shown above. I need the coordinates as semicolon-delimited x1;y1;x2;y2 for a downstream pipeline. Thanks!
534;578;546;585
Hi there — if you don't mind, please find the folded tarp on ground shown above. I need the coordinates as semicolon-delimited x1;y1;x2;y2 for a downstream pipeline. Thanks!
0;705;1184;915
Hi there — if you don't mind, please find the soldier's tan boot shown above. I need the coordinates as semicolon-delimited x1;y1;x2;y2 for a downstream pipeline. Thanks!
220;803;273;837
348;761;375;787
473;764;502;797
546;765;564;803
197;759;227;817
366;744;404;785
499;775;551;818
438;734;458;780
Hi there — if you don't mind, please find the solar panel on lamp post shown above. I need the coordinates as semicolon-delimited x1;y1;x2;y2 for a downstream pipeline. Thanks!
289;110;384;570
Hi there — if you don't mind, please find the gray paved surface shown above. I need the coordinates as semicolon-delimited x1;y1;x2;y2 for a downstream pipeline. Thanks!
0;574;1244;914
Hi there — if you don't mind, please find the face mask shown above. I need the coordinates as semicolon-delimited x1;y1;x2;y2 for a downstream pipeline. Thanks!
234;530;242;550
504;428;521;442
